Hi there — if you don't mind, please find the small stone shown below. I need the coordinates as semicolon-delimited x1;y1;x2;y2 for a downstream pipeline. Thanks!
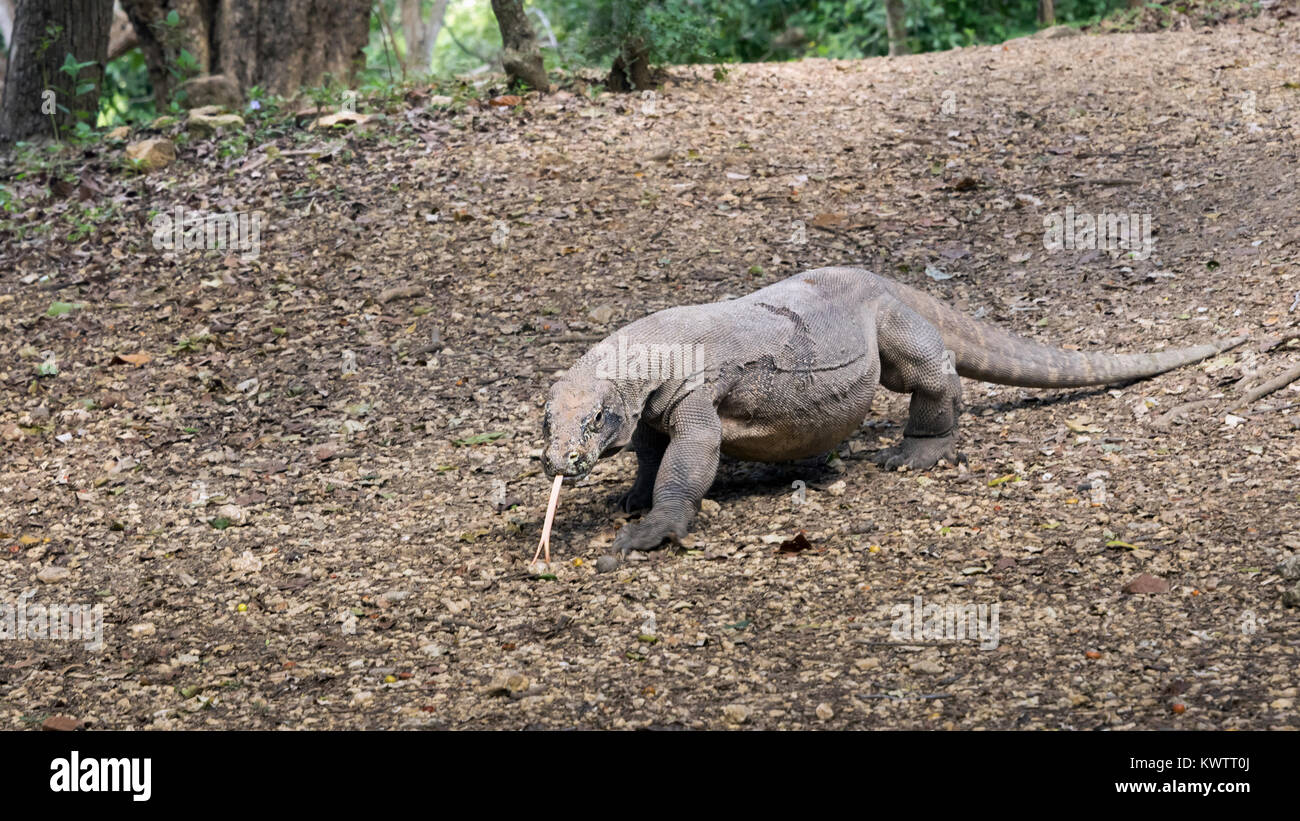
419;643;447;658
311;111;373;129
130;622;157;637
187;106;245;135
723;703;751;724
1278;554;1300;580
37;565;70;584
911;660;945;675
216;503;248;526
106;125;129;140
815;702;835;720
125;138;176;171
1122;573;1170;594
588;304;616;324
485;671;529;696
826;480;847;496
700;499;721;516
994;556;1017;571
596;554;621;574
230;550;262;573
853;657;880;671
379;284;424;303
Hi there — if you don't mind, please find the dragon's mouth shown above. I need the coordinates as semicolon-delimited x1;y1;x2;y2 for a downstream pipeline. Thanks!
544;466;591;481
541;453;594;480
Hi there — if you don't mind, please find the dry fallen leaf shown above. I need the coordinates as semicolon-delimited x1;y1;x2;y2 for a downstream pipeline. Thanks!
1065;417;1105;433
114;352;152;367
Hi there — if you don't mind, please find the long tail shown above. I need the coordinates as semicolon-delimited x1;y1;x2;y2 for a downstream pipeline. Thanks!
883;279;1245;388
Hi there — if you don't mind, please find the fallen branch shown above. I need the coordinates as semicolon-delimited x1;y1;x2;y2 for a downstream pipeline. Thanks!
1229;361;1300;412
1247;401;1300;416
1152;398;1218;429
1059;177;1142;188
1259;330;1300;353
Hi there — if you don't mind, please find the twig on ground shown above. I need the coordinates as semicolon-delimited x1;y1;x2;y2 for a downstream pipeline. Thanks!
1229;361;1300;412
1152;398;1219;429
1247;401;1300;416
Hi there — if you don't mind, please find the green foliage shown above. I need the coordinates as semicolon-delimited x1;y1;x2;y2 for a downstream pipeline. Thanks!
101;48;155;126
544;0;717;66
539;0;1136;66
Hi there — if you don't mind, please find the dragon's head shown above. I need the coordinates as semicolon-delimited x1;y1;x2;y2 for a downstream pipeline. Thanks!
542;379;636;477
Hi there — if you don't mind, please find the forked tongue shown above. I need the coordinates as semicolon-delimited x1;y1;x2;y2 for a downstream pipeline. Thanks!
532;475;564;566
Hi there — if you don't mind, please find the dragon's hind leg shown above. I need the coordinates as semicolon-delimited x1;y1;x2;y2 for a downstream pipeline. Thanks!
874;299;965;470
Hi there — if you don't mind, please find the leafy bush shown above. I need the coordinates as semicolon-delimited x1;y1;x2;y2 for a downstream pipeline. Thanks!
539;0;1135;67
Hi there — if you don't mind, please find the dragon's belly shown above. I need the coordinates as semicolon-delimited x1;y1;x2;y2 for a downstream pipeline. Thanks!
717;357;879;462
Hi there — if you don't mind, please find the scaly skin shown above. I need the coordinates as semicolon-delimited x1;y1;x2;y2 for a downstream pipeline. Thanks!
541;267;1244;556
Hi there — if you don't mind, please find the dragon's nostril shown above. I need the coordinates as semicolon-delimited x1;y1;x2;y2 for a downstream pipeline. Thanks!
566;450;580;463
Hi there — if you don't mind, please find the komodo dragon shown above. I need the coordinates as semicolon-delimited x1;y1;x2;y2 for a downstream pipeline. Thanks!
541;266;1243;555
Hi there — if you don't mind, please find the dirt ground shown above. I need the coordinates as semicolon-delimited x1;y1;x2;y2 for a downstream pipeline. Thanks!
2;16;1299;730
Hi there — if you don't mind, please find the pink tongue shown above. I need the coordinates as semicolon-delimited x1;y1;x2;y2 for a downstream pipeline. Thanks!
532;475;564;565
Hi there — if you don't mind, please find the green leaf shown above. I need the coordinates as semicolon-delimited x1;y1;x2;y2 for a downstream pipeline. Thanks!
453;431;507;446
165;10;180;26
46;301;83;317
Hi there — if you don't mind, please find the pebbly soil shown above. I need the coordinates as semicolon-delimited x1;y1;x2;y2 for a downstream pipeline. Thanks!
2;16;1299;729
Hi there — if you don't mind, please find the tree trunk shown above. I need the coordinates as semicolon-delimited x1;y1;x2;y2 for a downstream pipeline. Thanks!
884;0;908;57
120;0;371;107
1;0;113;143
118;0;204;107
401;0;449;74
1038;0;1056;26
218;0;371;97
0;0;14;52
490;0;547;92
606;36;651;92
0;0;12;93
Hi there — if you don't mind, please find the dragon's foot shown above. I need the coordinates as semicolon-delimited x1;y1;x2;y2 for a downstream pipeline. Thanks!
872;433;964;471
612;513;687;554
